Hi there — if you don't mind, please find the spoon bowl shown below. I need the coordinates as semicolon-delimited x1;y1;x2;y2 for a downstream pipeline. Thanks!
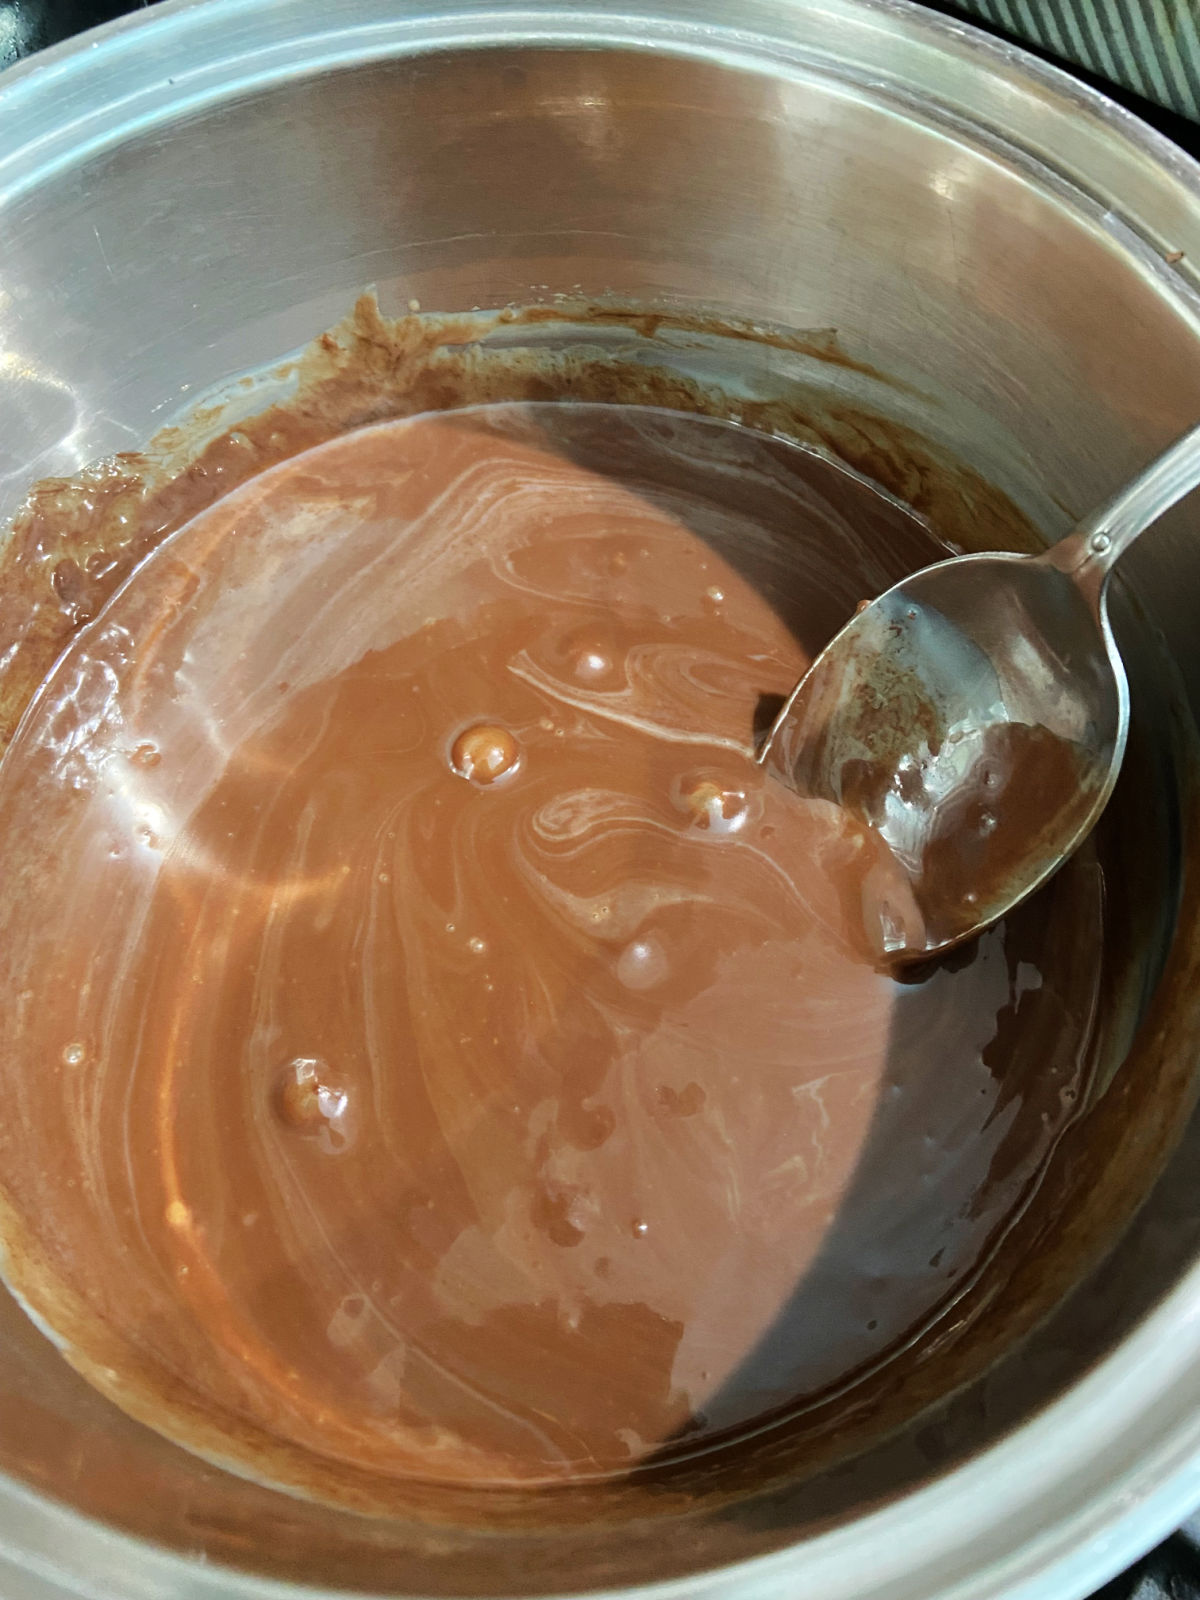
762;424;1200;959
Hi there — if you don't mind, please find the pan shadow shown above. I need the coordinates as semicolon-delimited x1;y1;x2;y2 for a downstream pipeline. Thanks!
451;398;1194;1524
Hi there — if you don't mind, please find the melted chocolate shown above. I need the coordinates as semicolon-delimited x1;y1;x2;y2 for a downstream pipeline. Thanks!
766;593;1102;958
0;402;1107;1504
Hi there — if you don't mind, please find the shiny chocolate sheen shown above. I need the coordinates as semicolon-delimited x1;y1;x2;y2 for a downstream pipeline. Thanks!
0;404;1101;1501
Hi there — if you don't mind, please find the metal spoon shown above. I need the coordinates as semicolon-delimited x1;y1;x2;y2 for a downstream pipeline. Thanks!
760;422;1200;962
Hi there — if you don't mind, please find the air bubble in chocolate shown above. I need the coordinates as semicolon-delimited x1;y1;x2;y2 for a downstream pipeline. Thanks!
616;935;669;991
450;723;521;786
675;772;757;836
275;1056;352;1152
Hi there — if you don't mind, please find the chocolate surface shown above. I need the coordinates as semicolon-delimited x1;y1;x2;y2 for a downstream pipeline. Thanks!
0;401;1113;1503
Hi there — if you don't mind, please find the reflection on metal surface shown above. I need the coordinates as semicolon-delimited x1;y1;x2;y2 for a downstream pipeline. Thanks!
0;350;78;479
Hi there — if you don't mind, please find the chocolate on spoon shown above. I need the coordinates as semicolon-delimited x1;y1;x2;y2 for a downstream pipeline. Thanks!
761;422;1200;961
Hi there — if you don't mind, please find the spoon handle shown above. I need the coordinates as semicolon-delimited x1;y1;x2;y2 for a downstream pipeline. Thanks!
1045;419;1200;589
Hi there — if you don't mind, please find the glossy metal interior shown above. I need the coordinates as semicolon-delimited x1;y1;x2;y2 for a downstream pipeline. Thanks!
5;2;1200;1598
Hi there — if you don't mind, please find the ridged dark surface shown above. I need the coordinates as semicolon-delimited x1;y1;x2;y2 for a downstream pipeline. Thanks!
949;0;1200;122
924;0;1200;140
1092;1526;1200;1600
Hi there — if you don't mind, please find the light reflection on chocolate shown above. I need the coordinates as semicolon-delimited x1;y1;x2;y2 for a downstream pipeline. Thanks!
0;402;1102;1502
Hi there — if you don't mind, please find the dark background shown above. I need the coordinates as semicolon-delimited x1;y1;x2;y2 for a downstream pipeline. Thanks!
1;0;144;65
2;1;1200;1596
